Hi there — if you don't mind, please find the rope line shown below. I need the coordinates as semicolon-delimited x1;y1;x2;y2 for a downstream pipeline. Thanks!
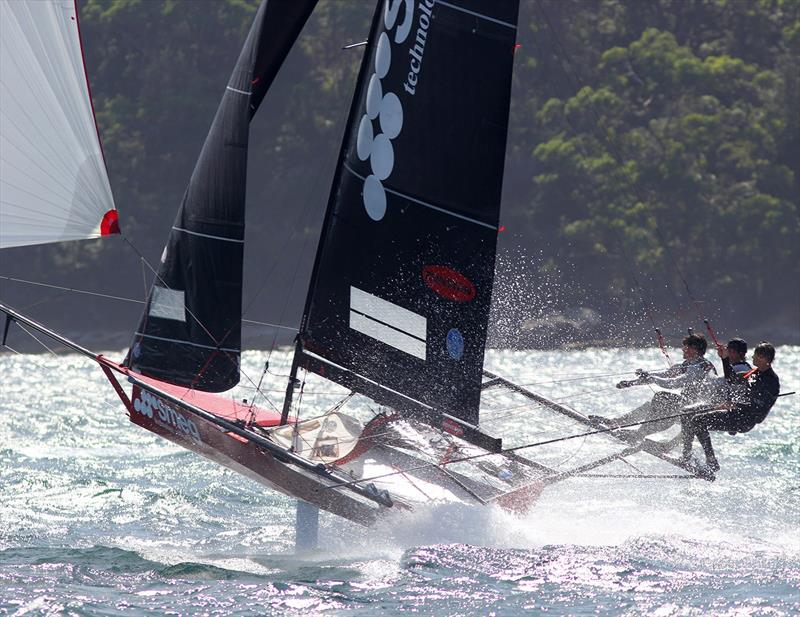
1;274;299;332
325;406;713;491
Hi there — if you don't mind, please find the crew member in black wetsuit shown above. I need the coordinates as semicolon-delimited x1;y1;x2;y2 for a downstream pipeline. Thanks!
681;341;780;471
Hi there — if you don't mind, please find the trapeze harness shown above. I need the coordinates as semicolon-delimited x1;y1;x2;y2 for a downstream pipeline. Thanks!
649;356;717;400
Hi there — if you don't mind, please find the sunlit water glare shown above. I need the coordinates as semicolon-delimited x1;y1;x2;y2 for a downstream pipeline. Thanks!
1;347;798;616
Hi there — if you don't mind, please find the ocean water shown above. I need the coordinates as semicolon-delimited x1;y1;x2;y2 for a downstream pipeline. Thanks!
0;346;797;616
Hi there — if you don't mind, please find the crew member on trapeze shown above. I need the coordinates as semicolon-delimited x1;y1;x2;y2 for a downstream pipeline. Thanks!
680;341;780;471
589;333;716;446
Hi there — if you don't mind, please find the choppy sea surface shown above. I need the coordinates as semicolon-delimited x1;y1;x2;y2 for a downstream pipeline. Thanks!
1;346;797;616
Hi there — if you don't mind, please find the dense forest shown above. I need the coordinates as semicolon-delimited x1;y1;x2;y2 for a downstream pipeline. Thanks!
1;0;798;349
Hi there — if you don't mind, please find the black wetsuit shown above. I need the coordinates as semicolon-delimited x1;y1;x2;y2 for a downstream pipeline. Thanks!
682;367;780;462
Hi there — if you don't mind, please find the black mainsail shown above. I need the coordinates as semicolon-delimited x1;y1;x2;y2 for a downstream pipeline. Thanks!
127;0;317;392
295;0;520;424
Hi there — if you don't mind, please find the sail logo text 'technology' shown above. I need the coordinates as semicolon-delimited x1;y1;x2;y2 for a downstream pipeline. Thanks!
402;0;434;94
357;0;433;222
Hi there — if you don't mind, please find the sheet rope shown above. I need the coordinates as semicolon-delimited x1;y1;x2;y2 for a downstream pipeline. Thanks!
324;406;724;490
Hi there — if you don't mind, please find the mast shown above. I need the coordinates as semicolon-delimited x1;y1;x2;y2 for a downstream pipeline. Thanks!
281;4;388;426
289;0;520;425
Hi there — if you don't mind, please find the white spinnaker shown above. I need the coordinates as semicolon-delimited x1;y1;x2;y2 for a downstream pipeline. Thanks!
0;0;116;249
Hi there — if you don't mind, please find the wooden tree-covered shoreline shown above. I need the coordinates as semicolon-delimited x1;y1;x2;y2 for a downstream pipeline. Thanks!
2;0;797;348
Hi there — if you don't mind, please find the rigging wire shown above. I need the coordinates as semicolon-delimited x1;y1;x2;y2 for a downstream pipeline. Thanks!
574;473;700;480
480;367;670;393
14;322;60;358
1;341;156;427
289;376;308;448
121;234;242;354
549;433;588;470
325;406;715;491
3;340;58;368
256;66;361;417
1;276;300;334
2;271;680;401
245;361;271;427
480;384;621;426
204;366;671;397
208;69;356;415
3;318;703;488
75;234;281;412
117;236;269;401
240;67;358;367
139;258;149;302
1;275;146;306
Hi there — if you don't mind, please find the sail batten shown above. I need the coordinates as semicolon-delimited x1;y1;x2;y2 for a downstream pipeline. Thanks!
341;163;499;229
0;0;117;249
298;0;520;425
127;0;318;392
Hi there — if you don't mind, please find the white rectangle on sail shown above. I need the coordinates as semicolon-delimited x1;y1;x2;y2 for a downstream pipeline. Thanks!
149;286;186;322
350;287;426;339
350;312;426;360
349;287;426;360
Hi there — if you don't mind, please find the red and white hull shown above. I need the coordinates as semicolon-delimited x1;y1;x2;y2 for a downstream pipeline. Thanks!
127;379;545;526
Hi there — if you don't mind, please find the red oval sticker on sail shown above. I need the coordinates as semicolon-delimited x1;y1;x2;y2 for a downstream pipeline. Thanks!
422;265;476;302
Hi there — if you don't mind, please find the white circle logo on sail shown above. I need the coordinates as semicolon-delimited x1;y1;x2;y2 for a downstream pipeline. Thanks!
358;2;413;221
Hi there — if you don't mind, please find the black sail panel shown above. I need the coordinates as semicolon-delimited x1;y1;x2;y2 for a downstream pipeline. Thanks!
127;0;317;392
299;0;520;423
249;0;319;118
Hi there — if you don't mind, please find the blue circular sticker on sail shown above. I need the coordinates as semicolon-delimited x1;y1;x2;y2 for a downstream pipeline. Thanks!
446;328;464;359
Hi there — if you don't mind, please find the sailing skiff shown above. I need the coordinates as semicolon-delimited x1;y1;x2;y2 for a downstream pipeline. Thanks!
0;0;709;528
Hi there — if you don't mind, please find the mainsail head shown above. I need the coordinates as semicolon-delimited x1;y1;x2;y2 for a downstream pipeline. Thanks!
0;0;118;249
126;0;317;392
297;0;520;424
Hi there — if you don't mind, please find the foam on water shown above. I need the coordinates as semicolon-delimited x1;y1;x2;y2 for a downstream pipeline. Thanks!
1;347;798;615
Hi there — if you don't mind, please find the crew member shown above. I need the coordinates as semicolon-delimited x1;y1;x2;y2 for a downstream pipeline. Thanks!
707;338;751;405
590;333;716;443
681;341;780;471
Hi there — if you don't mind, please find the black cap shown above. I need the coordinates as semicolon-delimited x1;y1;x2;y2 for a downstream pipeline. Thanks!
726;338;747;354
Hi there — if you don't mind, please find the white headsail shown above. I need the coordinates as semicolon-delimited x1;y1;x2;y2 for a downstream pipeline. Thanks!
0;0;117;249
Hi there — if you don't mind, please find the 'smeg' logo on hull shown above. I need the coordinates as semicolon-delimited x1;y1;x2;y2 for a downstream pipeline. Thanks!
133;387;201;443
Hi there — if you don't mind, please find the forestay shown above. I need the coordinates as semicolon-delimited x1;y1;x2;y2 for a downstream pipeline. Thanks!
0;0;117;249
297;0;520;425
127;0;317;392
